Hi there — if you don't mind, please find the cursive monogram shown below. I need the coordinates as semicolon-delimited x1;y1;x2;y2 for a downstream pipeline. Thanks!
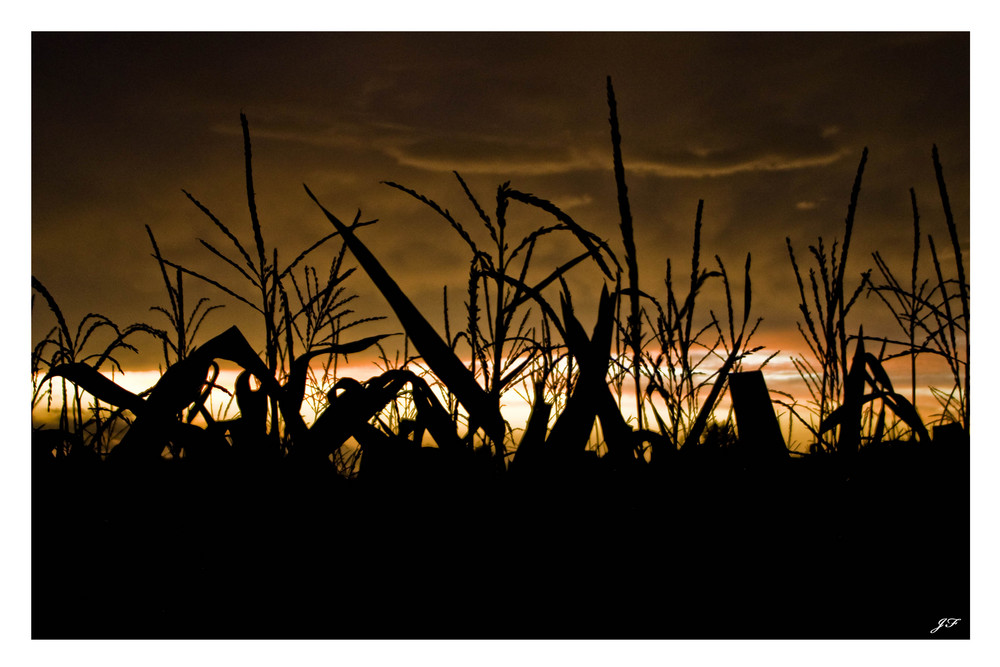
930;618;961;634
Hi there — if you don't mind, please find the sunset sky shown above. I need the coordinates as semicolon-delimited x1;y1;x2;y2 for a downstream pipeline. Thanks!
30;31;969;426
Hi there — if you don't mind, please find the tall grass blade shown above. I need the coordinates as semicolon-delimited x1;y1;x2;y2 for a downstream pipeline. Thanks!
834;148;869;380
607;76;643;431
241;112;267;273
932;145;969;424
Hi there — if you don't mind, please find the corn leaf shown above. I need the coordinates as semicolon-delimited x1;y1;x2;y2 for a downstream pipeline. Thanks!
305;185;506;449
43;363;145;414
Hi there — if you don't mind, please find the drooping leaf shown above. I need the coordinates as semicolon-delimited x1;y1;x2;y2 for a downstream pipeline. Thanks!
882;392;930;443
864;352;895;393
230;369;269;453
283;334;392;415
819;392;883;434
506;189;620;280
305;186;506;452
43;363;145;414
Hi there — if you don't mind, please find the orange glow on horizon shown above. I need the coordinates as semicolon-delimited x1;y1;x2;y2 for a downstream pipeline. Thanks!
32;340;961;454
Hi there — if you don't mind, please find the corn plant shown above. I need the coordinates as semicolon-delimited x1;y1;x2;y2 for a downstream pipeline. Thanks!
306;186;511;469
509;281;646;470
280;239;386;423
641;233;771;453
784;149;872;452
819;325;929;459
607;76;645;431
145;225;223;369
366;169;619;467
865;147;968;431
37;79;971;479
32;276;162;457
43;325;282;461
601;77;772;458
154;113;378;448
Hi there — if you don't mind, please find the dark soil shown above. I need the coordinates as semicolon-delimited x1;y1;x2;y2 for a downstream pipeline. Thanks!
32;439;969;639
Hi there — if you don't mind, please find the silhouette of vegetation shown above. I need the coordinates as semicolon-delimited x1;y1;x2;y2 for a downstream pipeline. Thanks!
865;149;969;430
31;79;969;640
783;149;872;452
31;276;162;459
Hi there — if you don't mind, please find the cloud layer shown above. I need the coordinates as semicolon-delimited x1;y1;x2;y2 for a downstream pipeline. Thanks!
32;32;969;419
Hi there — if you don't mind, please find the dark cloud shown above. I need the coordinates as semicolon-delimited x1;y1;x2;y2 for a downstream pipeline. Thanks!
32;32;969;382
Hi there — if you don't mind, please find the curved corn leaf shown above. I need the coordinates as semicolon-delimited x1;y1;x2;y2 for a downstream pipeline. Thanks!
864;352;895;393
42;363;145;414
820;392;883;434
307;373;412;456
283;334;393;415
506;189;620;280
680;334;743;450
305;186;506;452
234;369;268;434
882;392;930;442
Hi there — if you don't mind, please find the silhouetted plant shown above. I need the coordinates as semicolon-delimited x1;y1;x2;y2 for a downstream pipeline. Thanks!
154;113;380;449
865;147;968;431
145;225;223;369
31;276;161;457
784;149;872;452
607;76;645;432
371;168;619;466
306;186;512;469
280;239;386;426
638;206;772;454
31;81;968;479
819;325;929;460
43;326;285;461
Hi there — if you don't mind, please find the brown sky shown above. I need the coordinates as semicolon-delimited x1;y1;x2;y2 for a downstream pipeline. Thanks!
31;32;969;404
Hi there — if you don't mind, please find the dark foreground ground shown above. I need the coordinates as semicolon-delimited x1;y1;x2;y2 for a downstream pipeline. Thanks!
32;438;969;639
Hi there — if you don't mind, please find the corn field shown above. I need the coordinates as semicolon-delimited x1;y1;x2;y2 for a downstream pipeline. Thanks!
32;79;969;640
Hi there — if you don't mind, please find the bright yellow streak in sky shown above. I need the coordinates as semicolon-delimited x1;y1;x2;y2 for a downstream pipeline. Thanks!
32;347;958;454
